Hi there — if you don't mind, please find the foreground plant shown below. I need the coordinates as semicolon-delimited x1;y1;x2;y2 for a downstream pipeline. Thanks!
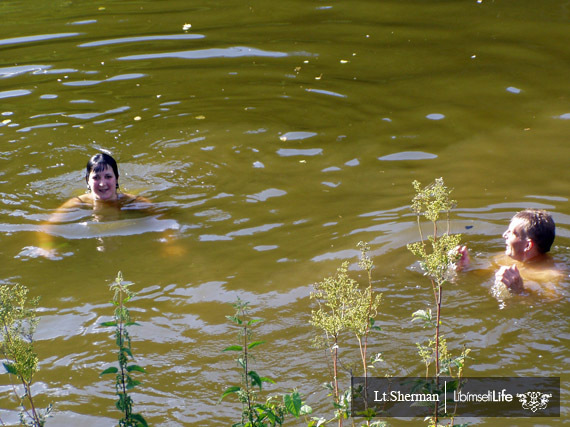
407;178;470;426
0;283;51;427
220;298;311;426
310;242;384;427
100;272;148;427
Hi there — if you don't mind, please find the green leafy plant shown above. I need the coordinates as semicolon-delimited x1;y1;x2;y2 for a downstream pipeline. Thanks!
100;272;148;427
0;283;51;427
220;298;312;426
310;242;384;427
407;178;470;426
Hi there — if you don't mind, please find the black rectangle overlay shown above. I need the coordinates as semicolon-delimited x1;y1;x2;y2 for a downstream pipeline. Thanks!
351;376;560;418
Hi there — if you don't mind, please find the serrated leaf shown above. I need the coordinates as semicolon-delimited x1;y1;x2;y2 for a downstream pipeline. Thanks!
247;340;264;349
126;379;141;390
219;386;241;402
100;367;118;376
130;413;148;427
248;370;262;389
126;365;146;373
2;362;18;375
100;321;117;327
284;391;303;417
225;315;242;325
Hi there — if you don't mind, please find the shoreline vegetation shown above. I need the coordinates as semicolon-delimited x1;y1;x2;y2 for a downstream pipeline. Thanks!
1;179;548;426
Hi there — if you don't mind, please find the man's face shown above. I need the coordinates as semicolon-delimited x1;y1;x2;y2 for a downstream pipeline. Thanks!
502;218;528;261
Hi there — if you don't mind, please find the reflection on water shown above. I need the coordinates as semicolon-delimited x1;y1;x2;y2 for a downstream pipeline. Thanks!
1;0;569;425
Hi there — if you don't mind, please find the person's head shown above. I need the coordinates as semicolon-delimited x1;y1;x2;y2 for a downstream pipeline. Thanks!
85;152;120;201
502;209;555;261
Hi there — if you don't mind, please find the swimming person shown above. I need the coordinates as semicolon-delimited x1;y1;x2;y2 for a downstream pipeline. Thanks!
51;152;151;219
457;209;563;296
37;152;181;258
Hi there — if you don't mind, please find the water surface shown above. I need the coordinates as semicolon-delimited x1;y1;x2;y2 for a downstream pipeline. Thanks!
1;0;569;425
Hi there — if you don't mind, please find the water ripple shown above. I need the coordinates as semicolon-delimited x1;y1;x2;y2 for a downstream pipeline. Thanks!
277;148;323;157
118;46;289;61
79;34;204;47
66;106;131;120
279;131;317;141
227;223;283;237
0;32;80;46
63;73;145;87
246;188;286;203
0;65;51;78
0;89;32;99
306;88;347;98
378;151;437;161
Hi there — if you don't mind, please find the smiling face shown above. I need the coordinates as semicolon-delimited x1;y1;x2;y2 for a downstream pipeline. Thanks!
87;165;118;201
502;218;529;261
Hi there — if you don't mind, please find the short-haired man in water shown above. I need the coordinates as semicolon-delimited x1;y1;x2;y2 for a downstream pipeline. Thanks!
457;209;556;294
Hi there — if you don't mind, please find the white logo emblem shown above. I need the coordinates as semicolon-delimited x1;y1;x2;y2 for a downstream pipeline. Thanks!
516;391;552;412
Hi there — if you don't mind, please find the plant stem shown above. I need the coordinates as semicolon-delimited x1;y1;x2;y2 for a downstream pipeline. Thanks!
331;335;342;427
243;323;254;425
23;381;42;426
434;283;442;424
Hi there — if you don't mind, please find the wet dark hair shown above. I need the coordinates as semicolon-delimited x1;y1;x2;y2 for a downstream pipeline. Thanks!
85;152;119;184
513;209;555;254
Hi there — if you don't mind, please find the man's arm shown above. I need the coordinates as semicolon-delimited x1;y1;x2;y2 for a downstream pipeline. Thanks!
455;245;470;270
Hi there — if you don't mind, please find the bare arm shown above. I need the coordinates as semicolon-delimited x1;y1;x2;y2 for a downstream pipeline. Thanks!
37;197;86;254
453;245;470;271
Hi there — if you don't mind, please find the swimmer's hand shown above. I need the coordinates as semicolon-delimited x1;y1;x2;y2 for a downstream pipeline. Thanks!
454;245;470;271
495;265;524;293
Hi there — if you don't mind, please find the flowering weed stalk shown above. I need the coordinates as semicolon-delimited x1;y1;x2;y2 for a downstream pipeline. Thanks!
100;272;148;427
0;284;51;427
407;179;470;426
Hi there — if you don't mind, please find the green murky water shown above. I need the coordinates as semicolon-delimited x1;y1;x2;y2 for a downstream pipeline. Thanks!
1;0;568;425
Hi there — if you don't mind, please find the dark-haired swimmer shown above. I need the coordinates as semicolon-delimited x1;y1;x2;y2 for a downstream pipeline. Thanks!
457;209;563;297
37;152;182;257
52;152;151;218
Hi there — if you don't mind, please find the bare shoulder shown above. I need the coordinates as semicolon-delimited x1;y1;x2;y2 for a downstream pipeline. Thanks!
57;194;91;212
119;192;153;208
522;264;565;283
45;194;91;223
75;194;93;205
